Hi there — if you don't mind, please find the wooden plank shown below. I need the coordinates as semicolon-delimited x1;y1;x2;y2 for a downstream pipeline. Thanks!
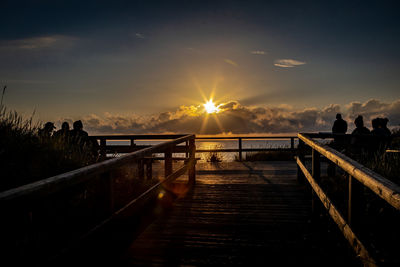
297;157;377;267
196;148;294;153
121;162;361;266
298;133;400;210
91;134;188;140
103;145;188;153
196;136;297;140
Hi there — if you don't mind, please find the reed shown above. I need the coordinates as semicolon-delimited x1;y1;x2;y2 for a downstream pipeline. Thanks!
204;144;223;162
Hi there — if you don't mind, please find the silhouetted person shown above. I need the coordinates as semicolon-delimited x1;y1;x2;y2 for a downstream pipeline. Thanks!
332;113;347;134
371;118;386;136
331;113;348;150
70;120;89;145
351;115;370;135
70;120;99;161
38;122;55;139
371;117;392;153
350;115;370;156
53;122;70;140
381;118;391;137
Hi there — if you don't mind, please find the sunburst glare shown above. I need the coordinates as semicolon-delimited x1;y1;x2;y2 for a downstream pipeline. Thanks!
204;99;219;114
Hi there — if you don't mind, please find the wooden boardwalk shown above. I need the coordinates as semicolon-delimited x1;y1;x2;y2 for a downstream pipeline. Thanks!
113;162;360;266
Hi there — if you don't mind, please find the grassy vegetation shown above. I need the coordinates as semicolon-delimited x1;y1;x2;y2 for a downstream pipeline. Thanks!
0;106;98;191
204;144;223;162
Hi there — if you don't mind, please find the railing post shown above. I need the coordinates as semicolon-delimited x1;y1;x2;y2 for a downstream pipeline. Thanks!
165;147;173;178
100;138;107;160
290;137;294;151
185;141;189;158
145;158;152;180
138;159;144;180
130;138;135;150
188;137;196;185
102;171;114;216
348;174;363;229
297;139;305;183
238;137;243;161
312;148;321;217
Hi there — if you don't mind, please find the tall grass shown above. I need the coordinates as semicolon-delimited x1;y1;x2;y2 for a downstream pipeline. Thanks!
203;144;223;162
0;105;98;191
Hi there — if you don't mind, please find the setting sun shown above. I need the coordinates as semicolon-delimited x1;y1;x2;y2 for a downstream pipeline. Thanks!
204;100;219;114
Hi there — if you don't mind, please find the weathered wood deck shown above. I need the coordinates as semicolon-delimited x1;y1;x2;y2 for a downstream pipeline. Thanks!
114;162;360;266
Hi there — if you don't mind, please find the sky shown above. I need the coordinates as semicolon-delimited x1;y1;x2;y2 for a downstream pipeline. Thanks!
1;0;400;134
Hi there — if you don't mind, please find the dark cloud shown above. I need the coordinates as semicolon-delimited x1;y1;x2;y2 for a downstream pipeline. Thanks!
59;98;400;135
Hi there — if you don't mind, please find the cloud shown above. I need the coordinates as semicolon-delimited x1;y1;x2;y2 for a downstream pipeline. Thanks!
0;35;77;50
274;59;306;68
347;99;400;125
250;50;266;55
224;58;239;67
135;33;145;39
61;98;400;135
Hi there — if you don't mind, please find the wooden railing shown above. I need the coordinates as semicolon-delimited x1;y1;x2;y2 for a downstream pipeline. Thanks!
92;135;297;162
196;135;297;161
296;133;400;267
0;134;196;265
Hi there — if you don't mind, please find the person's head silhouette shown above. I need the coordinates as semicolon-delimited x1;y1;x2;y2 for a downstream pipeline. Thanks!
372;118;379;129
61;122;70;131
336;113;342;120
73;120;83;131
354;115;364;128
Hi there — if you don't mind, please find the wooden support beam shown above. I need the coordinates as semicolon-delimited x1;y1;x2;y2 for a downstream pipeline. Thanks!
188;138;196;185
165;147;173;178
348;174;364;229
312;148;321;217
238;137;243;162
145;158;152;180
297;139;306;183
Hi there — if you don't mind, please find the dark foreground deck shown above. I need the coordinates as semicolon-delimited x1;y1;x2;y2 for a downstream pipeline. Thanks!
112;161;359;266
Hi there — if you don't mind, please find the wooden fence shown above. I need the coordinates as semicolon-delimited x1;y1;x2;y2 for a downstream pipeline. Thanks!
0;134;196;265
297;133;400;267
93;135;297;162
196;136;297;161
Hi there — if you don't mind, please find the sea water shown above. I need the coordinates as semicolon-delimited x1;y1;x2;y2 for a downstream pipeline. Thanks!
106;138;298;162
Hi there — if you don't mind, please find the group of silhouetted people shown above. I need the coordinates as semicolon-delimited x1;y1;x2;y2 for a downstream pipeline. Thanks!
38;120;98;160
331;113;392;156
39;120;89;143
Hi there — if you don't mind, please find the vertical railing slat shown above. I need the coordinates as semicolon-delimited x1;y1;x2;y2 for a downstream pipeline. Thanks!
165;147;173;178
188;137;196;185
238;137;243;161
312;148;321;217
297;139;305;183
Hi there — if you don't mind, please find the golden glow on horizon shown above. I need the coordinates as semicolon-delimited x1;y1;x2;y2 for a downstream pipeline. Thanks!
204;99;219;114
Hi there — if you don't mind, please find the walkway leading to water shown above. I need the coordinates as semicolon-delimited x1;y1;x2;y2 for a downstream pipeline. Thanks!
117;162;359;266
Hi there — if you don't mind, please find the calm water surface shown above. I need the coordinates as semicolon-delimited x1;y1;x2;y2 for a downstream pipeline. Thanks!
107;138;299;162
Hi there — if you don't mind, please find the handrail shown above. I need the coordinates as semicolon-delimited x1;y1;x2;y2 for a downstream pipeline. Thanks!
0;134;195;203
90;134;298;162
196;135;296;139
297;132;400;267
298;133;400;210
196;135;297;161
0;134;197;265
92;134;187;140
